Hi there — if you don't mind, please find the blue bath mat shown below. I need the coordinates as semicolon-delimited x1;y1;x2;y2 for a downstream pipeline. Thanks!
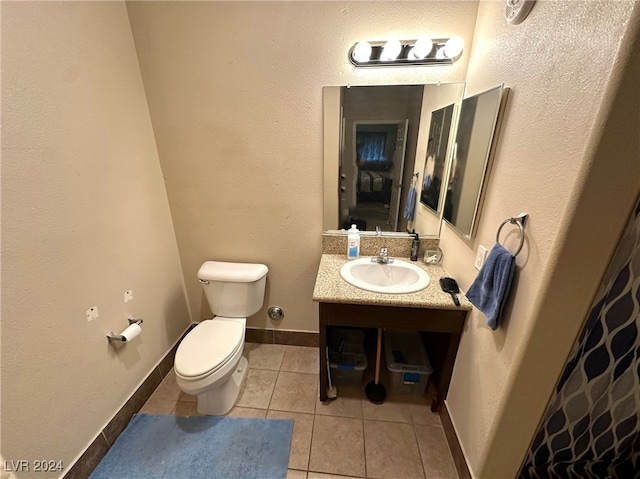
90;414;293;479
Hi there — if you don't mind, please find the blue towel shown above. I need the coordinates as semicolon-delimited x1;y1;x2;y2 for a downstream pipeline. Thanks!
466;243;516;330
403;186;417;221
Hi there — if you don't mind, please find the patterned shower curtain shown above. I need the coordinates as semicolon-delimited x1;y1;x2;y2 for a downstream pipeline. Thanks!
519;198;640;478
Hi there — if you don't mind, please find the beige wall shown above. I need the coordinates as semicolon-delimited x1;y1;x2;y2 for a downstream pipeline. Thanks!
440;1;640;477
126;1;479;331
1;2;190;474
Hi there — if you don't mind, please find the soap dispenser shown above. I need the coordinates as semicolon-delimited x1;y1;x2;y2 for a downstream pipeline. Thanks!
347;224;360;259
410;231;420;261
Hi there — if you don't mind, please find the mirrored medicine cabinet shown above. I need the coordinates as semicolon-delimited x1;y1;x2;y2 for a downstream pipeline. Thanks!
442;84;508;239
323;82;508;240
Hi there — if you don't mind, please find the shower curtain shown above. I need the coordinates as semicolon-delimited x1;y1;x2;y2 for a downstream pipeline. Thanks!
519;198;640;478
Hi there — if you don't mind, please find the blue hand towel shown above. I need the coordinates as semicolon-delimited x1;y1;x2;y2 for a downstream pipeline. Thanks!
403;186;417;221
466;243;516;330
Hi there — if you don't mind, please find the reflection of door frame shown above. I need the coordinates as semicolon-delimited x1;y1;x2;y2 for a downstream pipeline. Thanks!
344;119;409;231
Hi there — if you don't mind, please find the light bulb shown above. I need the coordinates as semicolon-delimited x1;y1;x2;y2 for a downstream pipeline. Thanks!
352;41;372;63
443;36;464;59
409;36;433;60
381;39;402;61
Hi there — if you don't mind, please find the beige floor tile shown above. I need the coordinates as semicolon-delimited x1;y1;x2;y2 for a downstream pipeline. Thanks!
375;394;440;426
364;420;424;479
236;368;278;409
152;370;183;401
269;372;318;414
307;473;363;479
408;403;441;427
281;345;320;374
415;425;458;479
243;342;286;370
180;392;197;403
226;407;267;418
362;396;414;423
308;415;365;477
173;400;201;417
267;410;314;471
139;397;176;415
287;470;308;479
315;385;363;419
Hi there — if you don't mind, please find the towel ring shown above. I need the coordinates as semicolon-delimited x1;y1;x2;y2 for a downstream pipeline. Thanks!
496;213;528;256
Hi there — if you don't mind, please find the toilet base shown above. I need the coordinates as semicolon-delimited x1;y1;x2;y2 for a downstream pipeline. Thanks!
196;356;248;416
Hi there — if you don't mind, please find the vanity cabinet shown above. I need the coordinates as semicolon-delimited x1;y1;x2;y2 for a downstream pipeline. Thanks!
318;302;466;412
314;254;471;413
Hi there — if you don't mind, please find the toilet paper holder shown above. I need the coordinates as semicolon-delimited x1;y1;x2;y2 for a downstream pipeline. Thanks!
107;316;144;342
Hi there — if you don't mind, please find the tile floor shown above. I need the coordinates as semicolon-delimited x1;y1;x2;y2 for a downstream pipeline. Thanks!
140;343;459;479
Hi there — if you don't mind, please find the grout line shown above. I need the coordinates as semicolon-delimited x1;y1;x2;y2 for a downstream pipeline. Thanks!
362;412;368;479
266;363;281;411
306;411;314;472
412;422;428;479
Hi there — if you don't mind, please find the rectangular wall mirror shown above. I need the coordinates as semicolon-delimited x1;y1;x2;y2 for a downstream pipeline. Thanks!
323;83;465;237
443;84;509;238
420;103;456;214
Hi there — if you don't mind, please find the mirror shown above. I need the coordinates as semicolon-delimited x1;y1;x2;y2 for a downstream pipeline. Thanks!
323;83;465;237
420;103;456;214
443;85;508;238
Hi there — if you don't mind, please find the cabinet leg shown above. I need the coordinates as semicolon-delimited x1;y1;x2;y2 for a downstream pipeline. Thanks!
431;395;442;412
432;332;462;412
319;321;327;401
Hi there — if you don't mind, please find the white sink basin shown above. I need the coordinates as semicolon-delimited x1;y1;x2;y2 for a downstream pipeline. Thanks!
340;258;431;294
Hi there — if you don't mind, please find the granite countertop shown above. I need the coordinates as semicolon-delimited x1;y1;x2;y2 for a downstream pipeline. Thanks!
313;254;473;311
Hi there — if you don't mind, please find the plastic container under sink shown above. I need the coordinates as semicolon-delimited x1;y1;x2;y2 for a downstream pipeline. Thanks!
384;331;433;395
328;328;368;386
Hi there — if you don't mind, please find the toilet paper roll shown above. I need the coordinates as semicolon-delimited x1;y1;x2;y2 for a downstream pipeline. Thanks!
121;323;142;342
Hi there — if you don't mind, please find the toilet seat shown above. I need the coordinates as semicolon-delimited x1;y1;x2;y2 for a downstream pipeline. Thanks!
175;319;244;380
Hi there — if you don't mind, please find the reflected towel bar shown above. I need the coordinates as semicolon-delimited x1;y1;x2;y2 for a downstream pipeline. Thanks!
496;213;528;256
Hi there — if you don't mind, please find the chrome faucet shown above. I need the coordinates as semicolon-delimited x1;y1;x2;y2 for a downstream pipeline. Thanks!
372;247;394;264
375;226;381;236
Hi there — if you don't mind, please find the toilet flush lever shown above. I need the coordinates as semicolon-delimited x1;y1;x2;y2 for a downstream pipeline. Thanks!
199;279;210;285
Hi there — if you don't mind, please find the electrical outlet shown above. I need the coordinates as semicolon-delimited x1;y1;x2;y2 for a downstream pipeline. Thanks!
124;290;134;303
474;245;488;270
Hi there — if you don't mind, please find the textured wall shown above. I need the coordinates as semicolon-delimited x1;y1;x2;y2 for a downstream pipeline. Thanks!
1;2;190;474
126;1;479;331
440;1;640;477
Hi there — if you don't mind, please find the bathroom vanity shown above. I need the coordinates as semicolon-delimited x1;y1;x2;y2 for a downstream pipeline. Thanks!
313;254;471;412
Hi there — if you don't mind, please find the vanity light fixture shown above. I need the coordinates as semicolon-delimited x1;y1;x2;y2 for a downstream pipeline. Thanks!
349;36;464;67
409;36;433;60
380;38;402;61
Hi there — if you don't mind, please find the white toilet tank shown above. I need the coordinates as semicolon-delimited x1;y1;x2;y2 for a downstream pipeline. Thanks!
197;261;268;318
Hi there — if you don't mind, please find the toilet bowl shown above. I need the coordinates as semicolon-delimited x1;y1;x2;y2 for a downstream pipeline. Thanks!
174;261;268;415
175;317;248;415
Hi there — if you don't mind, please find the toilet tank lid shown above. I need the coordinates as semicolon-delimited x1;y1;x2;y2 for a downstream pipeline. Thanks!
198;261;268;282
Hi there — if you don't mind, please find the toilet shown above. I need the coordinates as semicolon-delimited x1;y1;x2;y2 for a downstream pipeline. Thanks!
174;260;268;415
